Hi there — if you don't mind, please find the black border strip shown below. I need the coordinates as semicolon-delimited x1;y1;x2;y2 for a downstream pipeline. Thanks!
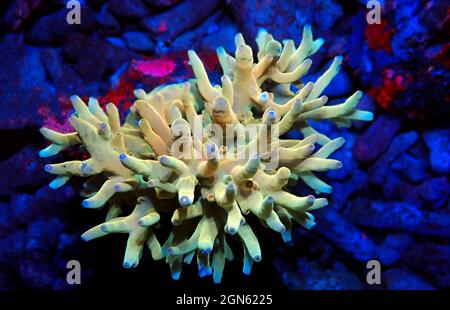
0;290;447;308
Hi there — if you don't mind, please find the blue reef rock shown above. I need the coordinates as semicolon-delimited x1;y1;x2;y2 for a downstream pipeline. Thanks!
423;129;450;174
391;153;429;183
369;131;419;185
418;177;449;209
384;269;435;290
348;200;450;238
315;209;379;263
109;0;151;18
379;233;414;266
274;258;363;290
123;32;155;52
353;114;402;162
382;172;420;203
404;243;450;288
331;170;368;211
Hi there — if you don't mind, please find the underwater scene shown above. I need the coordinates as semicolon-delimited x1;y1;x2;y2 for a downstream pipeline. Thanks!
0;0;448;292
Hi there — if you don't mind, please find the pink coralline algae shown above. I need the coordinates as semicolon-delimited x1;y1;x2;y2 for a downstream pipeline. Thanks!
134;59;177;77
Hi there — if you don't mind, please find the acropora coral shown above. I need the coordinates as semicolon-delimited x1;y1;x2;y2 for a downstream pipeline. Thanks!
39;25;372;283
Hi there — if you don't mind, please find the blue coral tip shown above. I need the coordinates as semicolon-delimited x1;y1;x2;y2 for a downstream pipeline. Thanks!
179;196;191;205
268;110;276;120
228;227;236;235
81;200;90;208
123;262;131;269
100;224;108;232
114;184;121;191
257;28;267;35
253;255;261;262
199;267;212;277
119;153;127;160
198;268;207;278
81;163;89;173
260;92;269;102
243;264;251;275
208;143;216;153
226;183;236;193
44;164;52;172
172;271;181;280
159;156;169;164
201;248;212;254
282;230;292;243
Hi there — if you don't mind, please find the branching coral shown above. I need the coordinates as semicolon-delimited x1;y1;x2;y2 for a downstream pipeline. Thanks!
39;25;372;283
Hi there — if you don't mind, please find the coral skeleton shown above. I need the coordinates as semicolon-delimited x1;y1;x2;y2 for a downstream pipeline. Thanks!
39;25;372;283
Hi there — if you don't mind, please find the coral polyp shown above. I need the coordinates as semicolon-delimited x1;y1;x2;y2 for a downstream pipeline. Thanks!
39;26;372;283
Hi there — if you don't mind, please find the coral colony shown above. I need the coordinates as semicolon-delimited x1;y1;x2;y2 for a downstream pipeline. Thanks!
39;26;372;283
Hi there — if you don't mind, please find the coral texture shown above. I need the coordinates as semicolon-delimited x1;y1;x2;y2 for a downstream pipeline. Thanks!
40;26;372;283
